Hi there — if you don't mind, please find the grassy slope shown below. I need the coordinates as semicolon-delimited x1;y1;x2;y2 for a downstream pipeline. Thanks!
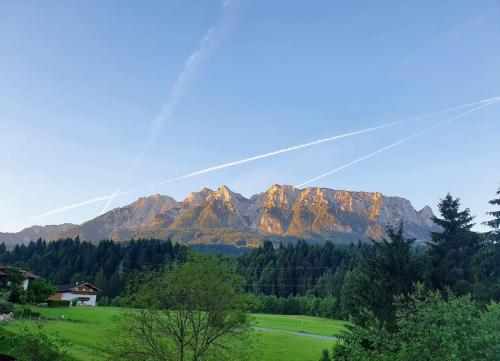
251;313;345;336
1;307;341;361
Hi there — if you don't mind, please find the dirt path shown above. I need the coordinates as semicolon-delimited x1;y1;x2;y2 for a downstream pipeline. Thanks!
253;327;338;341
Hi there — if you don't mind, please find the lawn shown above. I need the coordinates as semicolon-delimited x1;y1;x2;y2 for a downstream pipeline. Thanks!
1;307;342;361
251;313;345;336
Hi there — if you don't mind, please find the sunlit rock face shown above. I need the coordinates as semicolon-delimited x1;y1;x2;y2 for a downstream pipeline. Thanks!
10;185;438;246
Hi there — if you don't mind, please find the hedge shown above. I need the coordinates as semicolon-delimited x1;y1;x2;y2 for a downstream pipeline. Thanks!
47;300;70;308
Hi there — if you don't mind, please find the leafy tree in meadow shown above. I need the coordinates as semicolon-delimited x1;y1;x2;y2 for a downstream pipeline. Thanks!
5;269;27;304
25;278;56;304
110;258;257;361
428;194;479;293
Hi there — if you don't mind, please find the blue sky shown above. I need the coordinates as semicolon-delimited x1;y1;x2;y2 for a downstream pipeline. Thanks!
1;0;499;232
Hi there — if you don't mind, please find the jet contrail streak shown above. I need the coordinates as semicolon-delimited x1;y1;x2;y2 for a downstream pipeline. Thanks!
30;122;398;220
99;187;122;215
30;96;500;220
100;1;240;215
295;99;500;188
144;122;402;187
120;95;500;190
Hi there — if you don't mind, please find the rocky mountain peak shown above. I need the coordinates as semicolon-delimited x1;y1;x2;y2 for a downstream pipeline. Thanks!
418;205;434;218
418;205;436;228
183;188;214;207
131;194;177;209
212;185;235;202
2;185;439;247
262;184;301;207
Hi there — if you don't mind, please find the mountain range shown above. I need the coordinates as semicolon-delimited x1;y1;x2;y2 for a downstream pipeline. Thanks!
0;185;438;247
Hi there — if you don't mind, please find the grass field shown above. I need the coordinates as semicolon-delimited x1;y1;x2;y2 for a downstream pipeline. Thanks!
1;307;343;361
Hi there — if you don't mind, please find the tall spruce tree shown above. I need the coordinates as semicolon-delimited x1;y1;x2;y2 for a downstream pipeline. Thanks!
428;194;478;293
483;187;500;235
340;225;421;326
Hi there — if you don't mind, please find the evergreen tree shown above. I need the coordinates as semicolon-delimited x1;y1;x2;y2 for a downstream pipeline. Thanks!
0;238;188;299
470;243;500;304
93;268;107;293
428;194;479;293
340;225;421;326
483;187;500;237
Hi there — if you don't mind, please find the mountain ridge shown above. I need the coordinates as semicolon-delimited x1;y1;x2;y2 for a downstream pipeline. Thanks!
1;185;439;247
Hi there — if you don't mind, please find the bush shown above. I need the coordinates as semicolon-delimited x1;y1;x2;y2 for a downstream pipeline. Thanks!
332;285;500;361
14;307;41;319
47;300;70;308
0;303;13;315
110;296;122;307
2;325;69;361
97;296;110;306
99;297;107;306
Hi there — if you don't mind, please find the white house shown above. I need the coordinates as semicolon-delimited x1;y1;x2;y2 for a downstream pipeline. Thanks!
49;282;101;307
0;266;40;290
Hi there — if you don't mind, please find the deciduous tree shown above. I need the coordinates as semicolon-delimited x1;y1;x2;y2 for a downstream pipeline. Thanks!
110;258;256;361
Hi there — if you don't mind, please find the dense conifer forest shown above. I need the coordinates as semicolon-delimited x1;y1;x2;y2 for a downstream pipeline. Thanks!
0;192;498;320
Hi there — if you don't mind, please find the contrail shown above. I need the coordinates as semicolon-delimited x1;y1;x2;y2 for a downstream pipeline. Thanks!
296;98;500;188
144;122;401;187
30;122;398;220
99;0;240;215
30;96;499;220
117;95;500;190
99;187;122;215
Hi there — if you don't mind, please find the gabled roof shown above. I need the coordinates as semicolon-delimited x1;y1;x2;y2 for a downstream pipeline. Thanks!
0;266;41;280
56;282;102;293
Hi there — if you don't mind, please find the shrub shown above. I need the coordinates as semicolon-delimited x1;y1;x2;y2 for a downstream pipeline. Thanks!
2;324;69;361
47;300;70;308
332;286;500;361
13;307;40;319
97;296;110;306
110;296;122;307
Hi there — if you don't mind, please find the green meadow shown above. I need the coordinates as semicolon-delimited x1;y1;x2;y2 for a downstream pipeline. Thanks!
0;307;343;361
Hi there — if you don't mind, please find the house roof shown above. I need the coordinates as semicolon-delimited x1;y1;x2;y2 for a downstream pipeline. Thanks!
0;266;41;280
56;282;102;293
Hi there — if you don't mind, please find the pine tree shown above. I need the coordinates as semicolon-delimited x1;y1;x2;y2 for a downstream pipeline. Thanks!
483;187;500;234
428;194;479;292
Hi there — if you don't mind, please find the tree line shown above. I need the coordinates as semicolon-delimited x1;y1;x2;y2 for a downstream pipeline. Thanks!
238;191;500;323
0;190;498;319
0;239;189;301
0;188;497;361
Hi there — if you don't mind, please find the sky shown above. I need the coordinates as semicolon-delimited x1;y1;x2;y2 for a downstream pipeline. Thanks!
1;0;499;232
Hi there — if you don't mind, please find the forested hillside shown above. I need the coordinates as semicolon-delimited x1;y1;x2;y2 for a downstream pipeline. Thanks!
1;193;498;314
0;239;188;299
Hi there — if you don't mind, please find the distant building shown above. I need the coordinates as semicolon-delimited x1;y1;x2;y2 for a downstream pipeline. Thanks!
0;266;41;290
49;282;102;307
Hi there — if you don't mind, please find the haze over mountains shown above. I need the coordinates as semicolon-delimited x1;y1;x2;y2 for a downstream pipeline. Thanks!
0;185;438;247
